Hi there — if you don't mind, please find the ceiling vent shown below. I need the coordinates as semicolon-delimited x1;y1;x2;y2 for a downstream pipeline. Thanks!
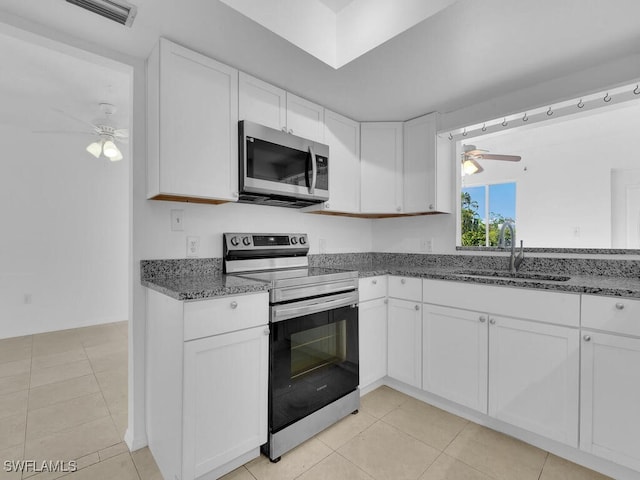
65;0;138;27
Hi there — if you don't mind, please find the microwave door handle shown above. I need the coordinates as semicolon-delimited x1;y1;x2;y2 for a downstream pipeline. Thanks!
308;146;317;194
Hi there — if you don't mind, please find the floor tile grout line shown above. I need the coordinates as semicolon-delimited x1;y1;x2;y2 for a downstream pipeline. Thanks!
333;449;377;480
538;451;550;480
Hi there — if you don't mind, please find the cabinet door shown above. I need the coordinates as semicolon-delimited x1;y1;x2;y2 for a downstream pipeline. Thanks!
403;113;453;214
387;298;422;388
581;331;640;471
422;305;488;413
359;297;387;389
182;325;268;479
488;316;579;446
154;39;238;201
323;109;360;213
360;122;403;214
238;72;287;131
286;93;324;142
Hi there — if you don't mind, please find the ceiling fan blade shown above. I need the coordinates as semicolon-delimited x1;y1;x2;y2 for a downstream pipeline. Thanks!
51;107;100;131
465;149;487;157
32;130;94;135
478;154;521;162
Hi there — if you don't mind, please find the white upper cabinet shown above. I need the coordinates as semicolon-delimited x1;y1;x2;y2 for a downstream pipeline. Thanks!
321;110;360;213
238;73;324;142
238;72;287;131
147;38;239;203
403;113;453;214
360;122;404;214
285;92;325;142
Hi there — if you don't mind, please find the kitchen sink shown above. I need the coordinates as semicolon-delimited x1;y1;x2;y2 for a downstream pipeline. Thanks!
456;270;571;282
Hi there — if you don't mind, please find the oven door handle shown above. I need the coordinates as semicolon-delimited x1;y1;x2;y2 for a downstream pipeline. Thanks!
271;291;358;323
272;279;358;303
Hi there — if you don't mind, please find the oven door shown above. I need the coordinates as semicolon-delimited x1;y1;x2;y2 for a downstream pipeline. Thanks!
270;291;359;433
239;120;329;202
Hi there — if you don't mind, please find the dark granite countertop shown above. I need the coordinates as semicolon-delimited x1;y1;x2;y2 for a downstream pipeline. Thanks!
142;273;269;301
331;263;640;299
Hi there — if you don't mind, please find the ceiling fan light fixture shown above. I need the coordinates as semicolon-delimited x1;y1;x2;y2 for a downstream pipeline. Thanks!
462;158;484;175
102;140;120;158
86;140;103;158
109;150;123;162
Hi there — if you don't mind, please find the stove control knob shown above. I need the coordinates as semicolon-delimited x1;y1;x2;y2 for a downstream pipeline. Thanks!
299;236;307;245
291;237;298;245
230;236;240;247
242;236;251;246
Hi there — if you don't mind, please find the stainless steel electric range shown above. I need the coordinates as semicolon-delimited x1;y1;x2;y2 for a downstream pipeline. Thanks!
224;233;360;462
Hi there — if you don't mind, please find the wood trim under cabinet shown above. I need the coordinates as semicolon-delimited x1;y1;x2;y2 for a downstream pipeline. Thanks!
149;194;231;205
306;210;447;219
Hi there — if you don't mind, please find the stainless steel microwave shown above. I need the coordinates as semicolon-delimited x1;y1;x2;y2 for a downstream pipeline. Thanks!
238;120;330;208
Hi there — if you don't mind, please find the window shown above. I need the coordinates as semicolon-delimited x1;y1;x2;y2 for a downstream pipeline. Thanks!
461;182;516;246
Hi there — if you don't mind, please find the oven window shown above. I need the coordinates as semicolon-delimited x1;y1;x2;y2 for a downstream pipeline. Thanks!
291;320;346;379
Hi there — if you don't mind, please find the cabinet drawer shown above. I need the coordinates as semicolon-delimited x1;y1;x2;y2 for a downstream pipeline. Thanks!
422;279;579;327
581;295;640;337
184;292;269;341
359;276;387;302
388;276;422;301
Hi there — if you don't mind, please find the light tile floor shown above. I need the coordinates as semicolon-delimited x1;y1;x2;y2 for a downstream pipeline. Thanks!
0;321;162;480
1;324;613;480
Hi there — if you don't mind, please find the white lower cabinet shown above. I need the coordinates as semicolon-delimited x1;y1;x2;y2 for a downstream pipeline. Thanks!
146;289;269;480
358;297;387;389
387;298;422;388
579;294;640;473
488;316;579;447
183;326;268;480
422;304;488;413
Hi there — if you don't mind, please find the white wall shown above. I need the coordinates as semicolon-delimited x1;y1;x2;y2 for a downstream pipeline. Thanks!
141;201;373;259
0;127;129;339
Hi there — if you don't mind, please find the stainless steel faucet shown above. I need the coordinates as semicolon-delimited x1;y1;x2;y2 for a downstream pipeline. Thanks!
498;220;525;273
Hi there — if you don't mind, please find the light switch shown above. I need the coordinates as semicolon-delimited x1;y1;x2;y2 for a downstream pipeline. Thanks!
171;210;184;231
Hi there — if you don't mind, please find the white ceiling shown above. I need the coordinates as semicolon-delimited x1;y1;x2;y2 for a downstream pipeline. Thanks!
318;0;354;14
0;0;639;122
218;0;457;68
0;30;130;138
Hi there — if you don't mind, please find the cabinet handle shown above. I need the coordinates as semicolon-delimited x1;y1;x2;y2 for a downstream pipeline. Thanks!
489;318;496;325
230;301;238;309
264;327;270;336
479;316;486;323
583;335;591;342
325;202;330;209
289;129;293;134
615;303;625;310
414;305;420;311
401;279;406;285
428;204;434;210
281;127;287;132
372;279;377;285
396;206;401;212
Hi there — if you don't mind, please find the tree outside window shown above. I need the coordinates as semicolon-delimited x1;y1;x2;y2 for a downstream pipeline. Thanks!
461;182;516;246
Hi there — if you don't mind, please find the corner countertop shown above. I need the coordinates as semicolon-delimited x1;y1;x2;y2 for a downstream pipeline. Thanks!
331;263;640;299
142;274;270;301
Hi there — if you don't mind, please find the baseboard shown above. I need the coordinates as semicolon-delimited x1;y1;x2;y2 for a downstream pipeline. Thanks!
124;427;148;452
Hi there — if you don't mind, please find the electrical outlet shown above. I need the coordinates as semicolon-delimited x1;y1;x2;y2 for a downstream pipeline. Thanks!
186;236;200;257
420;238;434;253
171;209;184;231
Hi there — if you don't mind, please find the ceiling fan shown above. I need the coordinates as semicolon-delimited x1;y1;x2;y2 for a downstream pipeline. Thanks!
462;144;521;175
35;103;128;161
